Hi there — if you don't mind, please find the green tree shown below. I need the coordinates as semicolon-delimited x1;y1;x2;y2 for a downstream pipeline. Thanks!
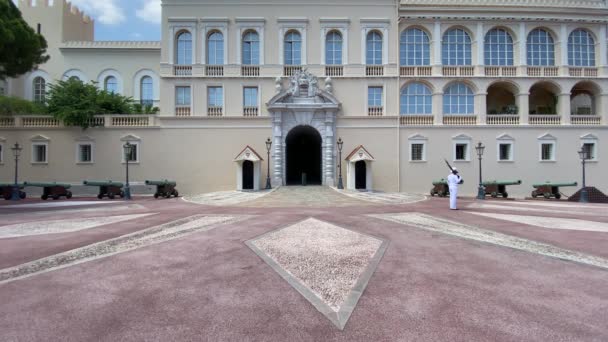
0;0;50;80
46;79;135;129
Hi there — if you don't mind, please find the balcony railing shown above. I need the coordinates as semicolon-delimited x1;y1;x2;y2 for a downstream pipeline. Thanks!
484;66;517;77
87;117;105;127
527;66;558;77
571;115;601;125
569;67;598;77
241;65;260;77
400;115;434;125
442;66;474;76
208;106;223;117
284;65;302;77
243;106;259;117
205;65;224;77
368;106;383;116
400;66;432;77
111;116;150;127
22;117;60;127
0;117;16;127
529;115;561;125
366;65;384;76
173;65;192;76
325;65;344;77
175;106;191;117
443;115;477;125
487;115;520;125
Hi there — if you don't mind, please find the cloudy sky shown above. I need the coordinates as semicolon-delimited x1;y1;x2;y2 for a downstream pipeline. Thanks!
15;0;161;41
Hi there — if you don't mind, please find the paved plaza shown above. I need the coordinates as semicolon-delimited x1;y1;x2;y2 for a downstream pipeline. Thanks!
1;187;607;341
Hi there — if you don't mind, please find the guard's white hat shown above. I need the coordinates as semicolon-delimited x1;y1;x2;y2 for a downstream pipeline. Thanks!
453;167;458;171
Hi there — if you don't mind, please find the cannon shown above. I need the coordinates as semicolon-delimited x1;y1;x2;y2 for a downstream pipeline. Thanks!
83;180;125;200
24;182;73;200
145;180;179;199
430;179;450;197
482;180;522;199
532;182;578;200
0;183;26;200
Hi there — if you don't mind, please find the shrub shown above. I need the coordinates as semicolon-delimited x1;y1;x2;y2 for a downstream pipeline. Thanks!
0;95;47;115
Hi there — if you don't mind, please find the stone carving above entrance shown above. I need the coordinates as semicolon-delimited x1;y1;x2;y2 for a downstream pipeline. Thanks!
269;69;340;106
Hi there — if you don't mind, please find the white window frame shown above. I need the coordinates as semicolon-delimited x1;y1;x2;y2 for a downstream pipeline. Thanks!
207;84;225;108
539;141;556;162
175;84;193;113
168;20;197;64
580;135;598;162
453;140;471;162
97;69;123;95
408;137;427;162
320;19;349;65
235;18;265;65
31;142;48;164
496;134;515;162
366;83;386;114
278;18;308;65
360;19;389;65
76;142;94;164
242;85;261;109
121;141;140;164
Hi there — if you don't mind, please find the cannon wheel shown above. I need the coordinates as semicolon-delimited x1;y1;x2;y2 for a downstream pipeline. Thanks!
119;191;125;199
97;194;103;200
108;193;115;200
20;192;26;199
164;192;171;199
173;190;179;198
531;191;538;198
430;189;435;197
491;192;498;198
154;193;159;199
41;194;48;200
543;192;552;199
555;193;562;200
441;191;448;197
66;191;72;199
3;194;10;200
502;192;508;199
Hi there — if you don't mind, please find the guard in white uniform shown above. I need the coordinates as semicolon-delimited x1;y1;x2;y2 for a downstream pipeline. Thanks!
447;168;463;210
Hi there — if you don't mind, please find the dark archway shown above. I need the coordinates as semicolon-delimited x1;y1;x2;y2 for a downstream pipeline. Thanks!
242;160;254;190
286;125;322;185
355;161;367;190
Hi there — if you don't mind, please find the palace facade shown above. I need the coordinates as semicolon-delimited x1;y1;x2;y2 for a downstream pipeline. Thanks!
1;0;607;197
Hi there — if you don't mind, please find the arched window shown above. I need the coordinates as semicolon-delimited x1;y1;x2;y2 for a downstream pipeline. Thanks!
443;83;474;114
33;77;46;103
104;76;118;93
176;31;192;65
366;31;383;65
568;29;595;67
325;31;343;65
140;76;153;106
242;31;260;65
527;29;555;66
485;28;514;66
284;31;302;65
442;28;472;65
400;83;432;115
207;31;224;65
400;28;430;66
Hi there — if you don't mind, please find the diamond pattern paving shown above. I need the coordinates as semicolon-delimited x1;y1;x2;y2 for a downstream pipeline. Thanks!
247;218;388;330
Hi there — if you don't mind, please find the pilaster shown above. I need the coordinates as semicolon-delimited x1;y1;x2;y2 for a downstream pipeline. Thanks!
517;92;529;124
558;93;571;124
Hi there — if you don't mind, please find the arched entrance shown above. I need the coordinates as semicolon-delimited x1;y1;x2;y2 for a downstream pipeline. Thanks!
242;160;254;190
355;161;366;190
286;125;322;185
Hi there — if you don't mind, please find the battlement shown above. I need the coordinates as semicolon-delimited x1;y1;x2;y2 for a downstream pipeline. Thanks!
18;0;93;25
18;0;94;43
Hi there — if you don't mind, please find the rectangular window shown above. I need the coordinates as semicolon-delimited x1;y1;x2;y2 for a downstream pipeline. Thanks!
175;86;191;106
411;143;425;161
498;143;512;161
33;144;47;163
582;143;595;160
541;143;554;161
78;144;92;163
243;87;258;107
124;143;139;163
0;144;3;163
368;86;383;106
208;86;223;107
455;143;468;161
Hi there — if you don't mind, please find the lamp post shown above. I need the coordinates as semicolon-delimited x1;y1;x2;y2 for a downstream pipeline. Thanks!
123;142;133;200
475;142;485;200
11;143;23;201
337;138;344;189
578;148;590;203
265;137;272;190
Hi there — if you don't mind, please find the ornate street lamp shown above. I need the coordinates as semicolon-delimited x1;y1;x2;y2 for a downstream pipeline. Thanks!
337;138;344;190
123;142;133;200
475;142;486;200
578;148;590;203
11;143;23;201
265;137;272;190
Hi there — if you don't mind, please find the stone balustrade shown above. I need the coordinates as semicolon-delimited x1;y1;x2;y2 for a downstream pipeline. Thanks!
173;65;193;76
0;117;15;127
400;66;432;76
111;116;150;127
368;106;384;116
571;115;601;125
527;66;559;77
284;65;302;77
366;65;384;76
529;115;561;125
205;65;224;77
325;65;344;77
208;106;224;117
243;106;259;117
443;115;477;125
22;117;60;127
400;115;434;125
568;67;598;77
486;115;520;125
484;66;517;77
175;106;191;117
442;66;474;76
241;65;260;77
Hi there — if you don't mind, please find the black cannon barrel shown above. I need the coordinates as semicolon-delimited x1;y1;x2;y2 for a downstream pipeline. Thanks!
83;180;124;187
145;180;177;186
24;182;72;189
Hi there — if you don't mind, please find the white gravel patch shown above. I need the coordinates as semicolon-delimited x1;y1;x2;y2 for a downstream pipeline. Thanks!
469;212;608;233
0;214;155;239
372;213;608;270
333;188;426;205
251;218;383;311
0;215;246;284
183;189;274;206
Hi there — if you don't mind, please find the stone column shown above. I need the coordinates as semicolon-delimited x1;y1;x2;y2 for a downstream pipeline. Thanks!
559;24;569;76
323;111;336;186
271;112;284;186
475;22;484;76
558;93;571;124
476;92;487;124
517;92;530;124
433;92;443;124
600;93;608;125
518;23;527;75
432;21;442;76
599;26;608;77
